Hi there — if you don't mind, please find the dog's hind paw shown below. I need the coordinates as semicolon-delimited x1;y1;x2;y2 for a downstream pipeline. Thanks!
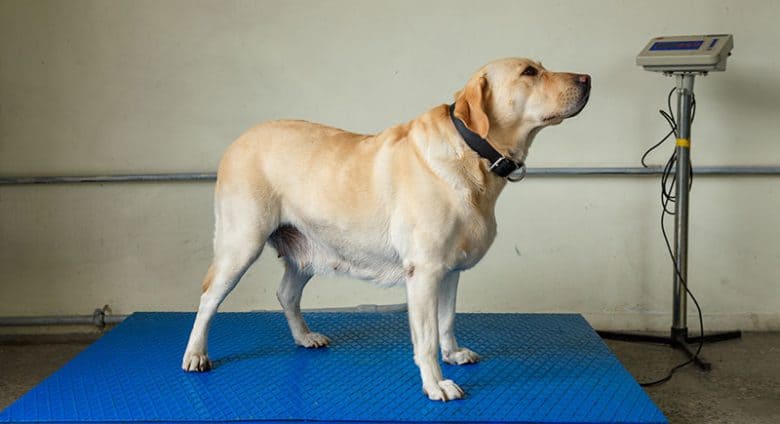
443;347;480;365
182;351;212;372
295;332;331;348
423;379;465;401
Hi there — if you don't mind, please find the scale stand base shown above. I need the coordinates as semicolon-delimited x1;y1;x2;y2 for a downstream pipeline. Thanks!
598;328;742;371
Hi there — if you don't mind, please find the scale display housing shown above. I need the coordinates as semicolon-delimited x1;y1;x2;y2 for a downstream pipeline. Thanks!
637;34;733;73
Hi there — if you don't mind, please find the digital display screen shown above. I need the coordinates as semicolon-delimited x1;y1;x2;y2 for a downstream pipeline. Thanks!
650;40;704;51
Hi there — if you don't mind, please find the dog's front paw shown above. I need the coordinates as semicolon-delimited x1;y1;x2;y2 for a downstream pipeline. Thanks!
423;379;464;402
443;347;480;365
295;332;331;348
182;351;212;372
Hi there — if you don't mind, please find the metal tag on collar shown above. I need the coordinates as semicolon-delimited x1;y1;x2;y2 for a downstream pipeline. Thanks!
507;163;527;182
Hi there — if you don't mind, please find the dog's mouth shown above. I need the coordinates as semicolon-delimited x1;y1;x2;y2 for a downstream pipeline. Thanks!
542;91;590;122
566;92;590;118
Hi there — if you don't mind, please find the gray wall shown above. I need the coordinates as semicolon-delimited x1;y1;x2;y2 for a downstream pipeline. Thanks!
1;0;779;331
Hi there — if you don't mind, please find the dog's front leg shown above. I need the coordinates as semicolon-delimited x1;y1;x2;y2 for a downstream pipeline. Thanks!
438;272;480;365
406;266;464;401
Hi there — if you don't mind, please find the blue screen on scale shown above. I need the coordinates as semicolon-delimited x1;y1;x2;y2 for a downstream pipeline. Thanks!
650;40;704;51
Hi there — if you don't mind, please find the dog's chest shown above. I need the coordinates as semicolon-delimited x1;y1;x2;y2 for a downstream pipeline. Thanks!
450;212;497;271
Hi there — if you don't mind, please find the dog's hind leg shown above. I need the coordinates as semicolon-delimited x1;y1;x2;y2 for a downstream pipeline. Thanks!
182;191;275;372
277;262;330;348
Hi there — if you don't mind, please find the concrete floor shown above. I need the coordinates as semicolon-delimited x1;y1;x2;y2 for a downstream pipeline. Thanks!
0;332;778;423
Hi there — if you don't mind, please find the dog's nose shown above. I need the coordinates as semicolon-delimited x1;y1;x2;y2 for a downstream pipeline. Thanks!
577;74;590;86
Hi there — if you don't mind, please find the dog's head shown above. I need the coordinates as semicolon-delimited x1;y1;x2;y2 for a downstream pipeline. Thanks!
453;58;590;153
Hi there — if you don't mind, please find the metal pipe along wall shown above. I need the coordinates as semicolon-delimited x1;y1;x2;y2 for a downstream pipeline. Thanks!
1;167;779;185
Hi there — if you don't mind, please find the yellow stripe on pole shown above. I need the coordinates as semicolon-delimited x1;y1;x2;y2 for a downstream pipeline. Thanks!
676;138;691;148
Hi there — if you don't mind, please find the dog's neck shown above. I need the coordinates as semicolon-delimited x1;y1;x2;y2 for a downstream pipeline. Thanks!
486;121;542;165
413;105;543;207
477;123;542;202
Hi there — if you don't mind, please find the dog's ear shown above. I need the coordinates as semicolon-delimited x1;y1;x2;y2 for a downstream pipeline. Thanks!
453;75;490;139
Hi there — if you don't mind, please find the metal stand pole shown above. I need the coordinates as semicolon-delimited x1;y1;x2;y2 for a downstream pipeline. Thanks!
672;74;694;338
599;72;741;372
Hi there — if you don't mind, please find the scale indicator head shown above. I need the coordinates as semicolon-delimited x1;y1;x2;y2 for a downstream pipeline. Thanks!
637;34;733;73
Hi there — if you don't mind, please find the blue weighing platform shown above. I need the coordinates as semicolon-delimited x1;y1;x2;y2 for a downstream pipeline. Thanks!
0;312;666;423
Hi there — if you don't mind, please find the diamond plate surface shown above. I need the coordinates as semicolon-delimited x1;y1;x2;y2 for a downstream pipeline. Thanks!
0;312;666;423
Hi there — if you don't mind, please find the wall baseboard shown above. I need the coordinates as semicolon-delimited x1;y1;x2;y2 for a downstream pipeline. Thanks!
583;311;780;332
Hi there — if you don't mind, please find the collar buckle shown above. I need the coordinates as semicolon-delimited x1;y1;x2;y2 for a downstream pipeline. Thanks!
489;156;525;181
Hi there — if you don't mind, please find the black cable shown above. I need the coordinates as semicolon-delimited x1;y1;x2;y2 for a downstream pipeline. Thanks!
637;88;705;388
639;87;697;181
639;198;706;387
640;88;676;168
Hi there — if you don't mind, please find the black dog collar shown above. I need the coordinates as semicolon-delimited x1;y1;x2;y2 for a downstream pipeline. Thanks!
448;104;526;182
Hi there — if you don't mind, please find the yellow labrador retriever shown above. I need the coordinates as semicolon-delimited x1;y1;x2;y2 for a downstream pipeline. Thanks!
183;58;590;401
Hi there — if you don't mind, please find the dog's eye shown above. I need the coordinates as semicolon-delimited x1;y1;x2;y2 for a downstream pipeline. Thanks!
521;66;538;77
